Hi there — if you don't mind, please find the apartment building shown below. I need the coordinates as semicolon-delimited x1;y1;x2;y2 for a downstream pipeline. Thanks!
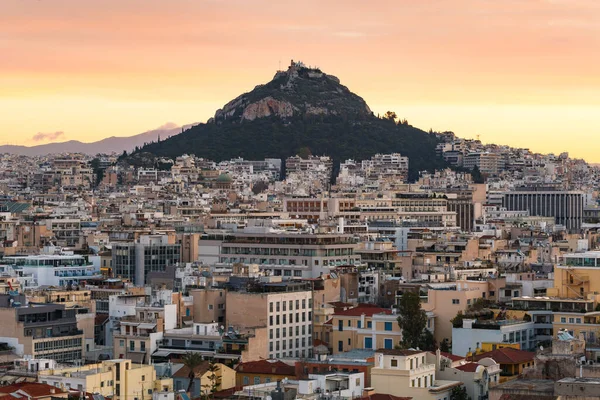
218;230;360;278
112;235;181;285
2;253;101;288
331;304;401;354
38;359;171;400
452;319;536;357
371;349;461;400
113;304;177;363
463;152;502;175
0;295;85;363
503;189;584;231
550;251;600;298
191;288;226;324
226;282;313;360
422;281;489;343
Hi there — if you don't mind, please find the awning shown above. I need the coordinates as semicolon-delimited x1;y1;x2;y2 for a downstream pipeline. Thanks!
138;323;157;330
128;352;146;364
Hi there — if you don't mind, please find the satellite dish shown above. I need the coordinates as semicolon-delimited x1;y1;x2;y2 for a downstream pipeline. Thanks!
539;346;544;351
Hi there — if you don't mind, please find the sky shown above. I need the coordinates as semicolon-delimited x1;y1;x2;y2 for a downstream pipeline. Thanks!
1;0;600;160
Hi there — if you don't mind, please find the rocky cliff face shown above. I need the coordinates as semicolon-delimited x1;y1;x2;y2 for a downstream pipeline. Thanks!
213;60;372;123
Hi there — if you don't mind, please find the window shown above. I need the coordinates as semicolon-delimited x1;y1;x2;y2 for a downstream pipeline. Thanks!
302;299;306;309
276;302;280;312
560;317;566;323
254;377;260;385
569;318;575;323
357;321;362;329
452;299;460;304
283;302;286;311
129;341;135;351
276;315;280;325
577;318;582;324
367;321;372;328
384;322;393;331
243;377;249;385
348;338;351;345
140;341;146;352
265;378;271;383
208;304;213;310
338;341;343;352
119;340;125;347
347;320;351;327
391;359;398;367
270;302;273;312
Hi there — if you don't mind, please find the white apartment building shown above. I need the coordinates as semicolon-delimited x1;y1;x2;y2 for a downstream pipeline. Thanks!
452;319;536;357
371;349;461;400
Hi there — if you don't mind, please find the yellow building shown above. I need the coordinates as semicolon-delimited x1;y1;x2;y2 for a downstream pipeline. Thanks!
38;359;172;400
330;304;402;354
549;252;600;298
552;311;600;343
472;348;535;383
173;362;236;398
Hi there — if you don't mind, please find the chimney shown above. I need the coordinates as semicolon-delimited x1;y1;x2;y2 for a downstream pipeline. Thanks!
435;348;441;371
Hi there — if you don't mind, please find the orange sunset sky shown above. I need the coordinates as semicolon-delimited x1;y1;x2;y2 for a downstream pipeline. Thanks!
1;0;600;160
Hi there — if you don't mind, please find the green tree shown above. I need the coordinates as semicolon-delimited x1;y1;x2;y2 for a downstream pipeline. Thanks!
252;181;269;195
89;158;105;187
297;146;312;159
383;111;397;122
182;352;204;394
440;338;450;353
451;311;464;328
202;361;221;399
450;385;469;400
418;329;437;351
397;291;427;349
471;165;484;183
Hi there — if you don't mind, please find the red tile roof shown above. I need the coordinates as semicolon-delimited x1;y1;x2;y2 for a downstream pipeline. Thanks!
472;348;535;364
235;360;295;376
0;383;67;398
429;351;465;362
361;394;412;400
334;304;392;317
454;362;481;372
172;361;212;379
313;339;329;347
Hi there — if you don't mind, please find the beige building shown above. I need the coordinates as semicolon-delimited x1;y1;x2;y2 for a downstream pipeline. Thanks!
331;305;402;354
422;280;489;343
226;283;313;361
191;288;226;324
38;359;172;400
113;304;177;363
371;349;462;400
0;298;85;363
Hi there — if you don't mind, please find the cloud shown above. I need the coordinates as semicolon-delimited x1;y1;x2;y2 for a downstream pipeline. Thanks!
31;131;65;142
155;122;179;130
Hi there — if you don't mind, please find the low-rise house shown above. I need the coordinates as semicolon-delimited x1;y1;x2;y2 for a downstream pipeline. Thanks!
235;359;296;387
370;349;462;400
172;362;235;398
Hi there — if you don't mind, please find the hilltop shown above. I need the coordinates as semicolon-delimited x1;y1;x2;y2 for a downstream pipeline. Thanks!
128;61;447;180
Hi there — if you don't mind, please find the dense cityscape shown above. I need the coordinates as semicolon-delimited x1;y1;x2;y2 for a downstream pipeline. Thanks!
0;125;599;400
3;0;600;398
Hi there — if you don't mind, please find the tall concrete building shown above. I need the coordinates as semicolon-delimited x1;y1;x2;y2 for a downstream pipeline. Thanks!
112;235;181;285
503;189;584;231
226;281;313;360
0;295;85;363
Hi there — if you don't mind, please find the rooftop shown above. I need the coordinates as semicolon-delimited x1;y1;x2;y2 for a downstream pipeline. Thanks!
473;347;535;364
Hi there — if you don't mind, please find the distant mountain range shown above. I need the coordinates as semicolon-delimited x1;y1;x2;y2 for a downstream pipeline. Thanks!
0;123;196;156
